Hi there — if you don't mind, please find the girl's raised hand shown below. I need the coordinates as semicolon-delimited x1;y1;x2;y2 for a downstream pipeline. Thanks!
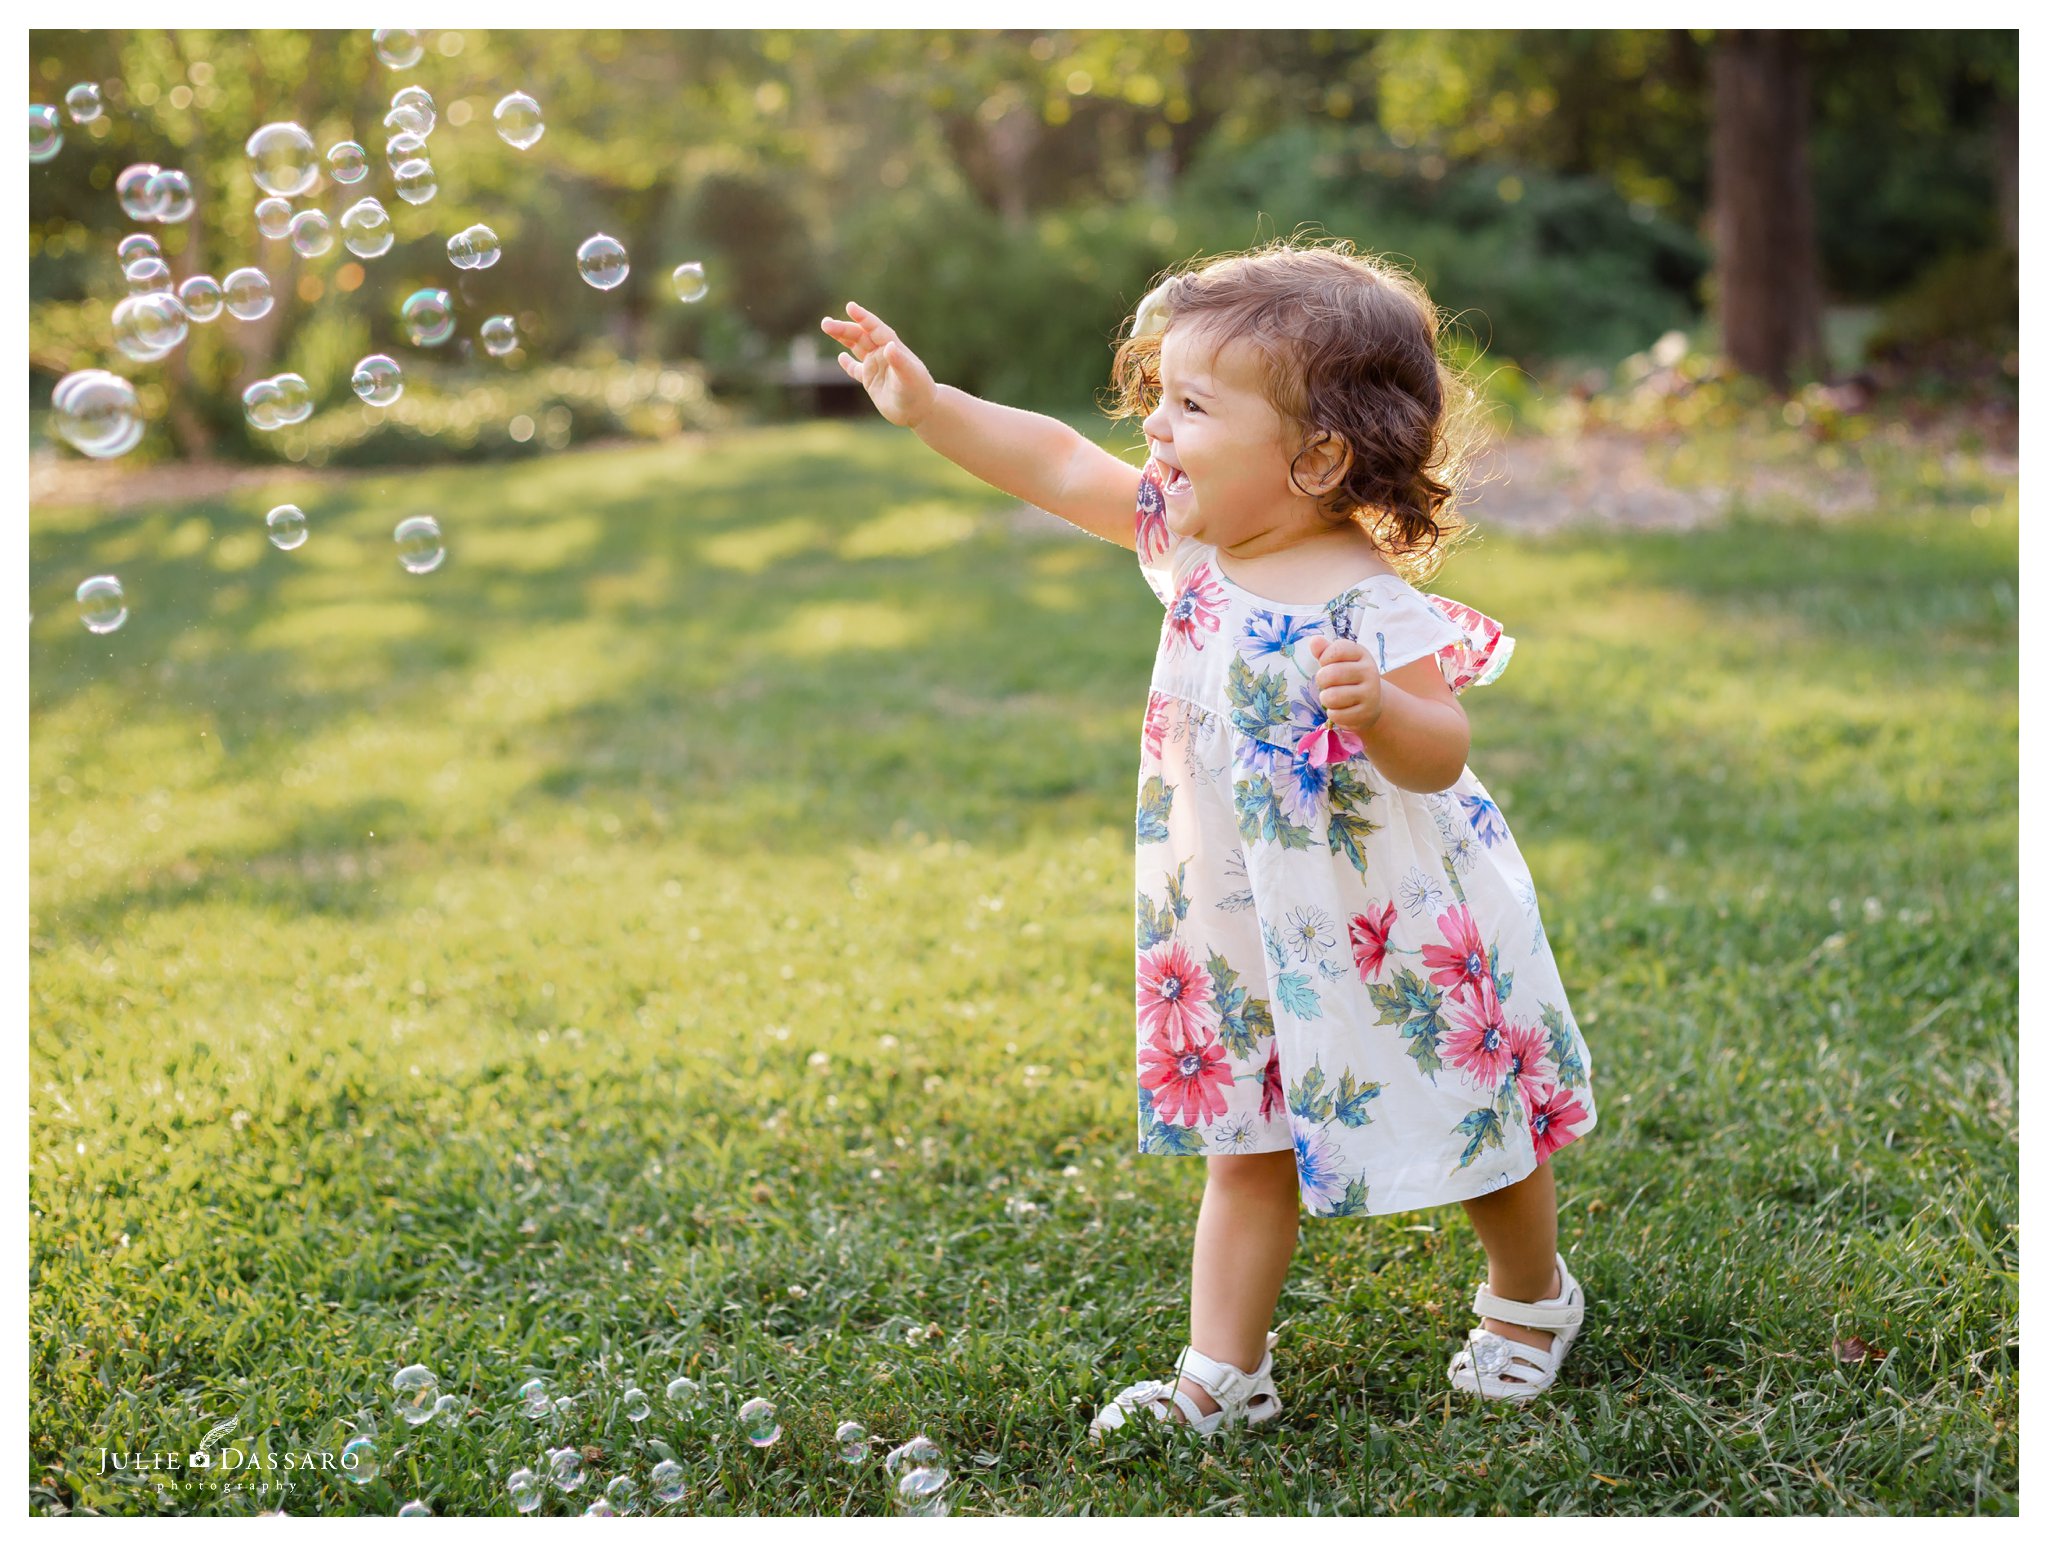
819;302;939;429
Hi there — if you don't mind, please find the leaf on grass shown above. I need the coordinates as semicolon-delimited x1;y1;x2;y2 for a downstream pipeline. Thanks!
1832;1336;1887;1364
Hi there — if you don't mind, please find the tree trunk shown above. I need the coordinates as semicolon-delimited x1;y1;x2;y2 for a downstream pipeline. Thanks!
1709;29;1828;390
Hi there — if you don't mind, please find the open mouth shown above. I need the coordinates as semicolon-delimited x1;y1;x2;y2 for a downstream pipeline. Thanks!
1161;466;1192;496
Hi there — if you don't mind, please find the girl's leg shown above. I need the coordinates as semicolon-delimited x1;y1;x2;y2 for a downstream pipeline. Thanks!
1457;1159;1563;1357
1175;1148;1300;1417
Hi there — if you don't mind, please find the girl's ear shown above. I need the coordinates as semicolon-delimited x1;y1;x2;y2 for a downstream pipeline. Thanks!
1296;429;1353;496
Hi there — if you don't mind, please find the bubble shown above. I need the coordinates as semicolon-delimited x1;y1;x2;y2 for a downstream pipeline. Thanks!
340;1435;380;1484
649;1459;686;1504
895;1467;951;1518
384;105;428;141
65;83;102;124
834;1421;870;1463
395;515;445;574
464;224;500;269
254;196;294;240
445;228;475;269
506;1467;542;1513
117;163;162;221
882;1435;943;1477
493;91;544;150
115;233;161;264
400;288;454;347
288;208;334;258
29;106;62;163
51;370;144;459
327;140;368;183
664;1376;700;1412
577;233;628;291
111;293;188;362
391;85;436;136
247;121;319;199
516;1378;552;1419
622;1387;651;1422
222;267;274;321
351;353;403;406
480;315;518;357
266;503;308;550
582;1500;615;1518
392;1364;440;1426
272;372;314;425
671;262;709;303
374;28;424;69
242;377;286;431
340;197;394;259
604;1476;637;1514
392;158;437;206
737;1397;780;1448
76;575;127;634
177;274;224;323
395;1500;431;1518
124;255;173;295
432;1394;461;1423
145;167;194;223
384;130;427;167
547;1446;584;1493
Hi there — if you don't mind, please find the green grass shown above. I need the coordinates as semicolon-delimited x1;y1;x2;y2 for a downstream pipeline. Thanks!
30;421;2016;1516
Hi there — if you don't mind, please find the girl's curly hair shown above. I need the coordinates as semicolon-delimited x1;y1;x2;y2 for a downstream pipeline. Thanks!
1101;234;1497;585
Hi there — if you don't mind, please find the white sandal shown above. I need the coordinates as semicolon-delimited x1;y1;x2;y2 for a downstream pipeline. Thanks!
1447;1252;1585;1402
1088;1331;1282;1442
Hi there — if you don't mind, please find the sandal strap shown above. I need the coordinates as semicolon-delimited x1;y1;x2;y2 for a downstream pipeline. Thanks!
1176;1345;1266;1411
1460;1327;1557;1379
1470;1255;1583;1332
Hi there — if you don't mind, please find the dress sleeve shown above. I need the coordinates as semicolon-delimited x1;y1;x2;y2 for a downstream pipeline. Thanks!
1134;455;1180;605
1333;583;1470;676
1420;594;1516;694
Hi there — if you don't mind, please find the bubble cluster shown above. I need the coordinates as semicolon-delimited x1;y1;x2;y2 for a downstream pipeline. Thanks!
241;377;286;431
392;158;437;206
124;255;173;296
145;168;195;223
116;233;161;265
116;163;161;221
447;223;501;271
111;293;188;362
76;575;128;635
351;353;403;406
51;370;144;460
247;121;319;199
65;82;102;124
392;1365;440;1426
672;262;709;303
373;28;424;70
266;503;309;550
577;233;629;291
384;129;426;168
30;106;62;163
340;197;394;259
327;140;368;183
222;267;275;321
401;288;455;347
494;91;544;150
272;372;314;424
395;515;445;574
480;315;519;357
177;274;224;323
392;85;436;137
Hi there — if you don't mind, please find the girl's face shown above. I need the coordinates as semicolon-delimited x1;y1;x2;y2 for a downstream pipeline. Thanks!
1140;324;1341;554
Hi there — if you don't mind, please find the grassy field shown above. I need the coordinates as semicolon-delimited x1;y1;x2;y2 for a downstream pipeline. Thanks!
29;419;2017;1516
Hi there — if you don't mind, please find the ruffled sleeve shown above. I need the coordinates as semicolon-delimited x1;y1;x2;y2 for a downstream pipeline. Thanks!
1134;455;1181;605
1333;582;1469;677
1422;594;1516;694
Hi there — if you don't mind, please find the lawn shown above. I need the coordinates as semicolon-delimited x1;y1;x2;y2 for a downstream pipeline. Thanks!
28;419;2017;1516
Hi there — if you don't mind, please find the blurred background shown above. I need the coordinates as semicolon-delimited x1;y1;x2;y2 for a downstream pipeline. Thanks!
28;27;2020;477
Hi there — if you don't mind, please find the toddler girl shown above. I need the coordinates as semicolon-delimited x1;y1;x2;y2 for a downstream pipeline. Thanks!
820;238;1597;1434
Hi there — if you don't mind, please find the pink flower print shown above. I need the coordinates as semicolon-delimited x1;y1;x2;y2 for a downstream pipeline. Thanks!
1501;1018;1558;1113
1421;904;1491;997
1298;720;1365;769
1349;901;1398;981
1527;1081;1593;1163
1259;1040;1285;1122
1136;939;1219;1049
1136;463;1172;563
1163;563;1228;656
1138;1024;1234;1127
1425;595;1511;694
1142;690;1171;762
1443;975;1514;1085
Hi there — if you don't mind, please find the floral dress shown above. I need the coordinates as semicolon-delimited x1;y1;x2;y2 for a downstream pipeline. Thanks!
1130;456;1597;1217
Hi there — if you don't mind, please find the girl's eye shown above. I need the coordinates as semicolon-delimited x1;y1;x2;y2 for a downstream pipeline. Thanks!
1182;398;1201;414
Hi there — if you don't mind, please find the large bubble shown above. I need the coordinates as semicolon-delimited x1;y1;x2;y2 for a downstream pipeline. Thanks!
242;378;285;430
577;233;629;291
177;274;224;323
145;168;195;223
111;293;189;362
394;515;445;574
64;82;102;124
327;140;368;184
288;208;334;258
272;373;315;425
401;288;455;346
222;267;275;321
448;224;500;270
51;369;144;459
30;105;62;163
266;504;309;551
392;159;437;206
351;353;403;406
373;29;424;69
116;163;162;221
494;92;544;150
480;315;519;357
340;197;394;259
246;121;319;198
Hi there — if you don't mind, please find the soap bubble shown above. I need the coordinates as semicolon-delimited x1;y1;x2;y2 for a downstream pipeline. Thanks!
374;28;423;69
649;1459;686;1504
222;267;274;321
493;91;544;149
29;106;62;163
384;129;426;167
480;315;518;357
50;370;143;459
622;1387;651;1422
340;1436;379;1484
76;575;127;634
266;504;308;550
340;197;394;259
124;255;173;295
506;1468;541;1513
401;288;454;346
327;140;368;183
547;1446;584;1493
465;224;500;269
65;83;102;123
834;1421;870;1463
288;208;334;258
351;353;403;406
395;1500;431;1518
254;197;293;240
242;377;286;431
395;515;445;574
115;233;161;264
895;1467;951;1518
391;85;436;136
604;1476;637;1514
392;158;437;206
445;228;475;269
176;274;223;323
583;1500;615;1518
664;1376;700;1412
517;1378;551;1419
737;1397;781;1448
145;167;194;222
883;1435;943;1477
272;372;315;424
246;121;318;198
116;163;161;220
672;262;709;303
432;1394;461;1424
577;233;628;291
393;1364;440;1426
111;293;188;362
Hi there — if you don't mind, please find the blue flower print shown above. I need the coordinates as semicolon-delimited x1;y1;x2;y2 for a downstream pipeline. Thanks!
1291;1118;1348;1212
1461;792;1508;847
1242;608;1323;661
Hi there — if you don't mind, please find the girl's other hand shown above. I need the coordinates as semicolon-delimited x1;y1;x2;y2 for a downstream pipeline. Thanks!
819;302;939;429
1308;634;1386;732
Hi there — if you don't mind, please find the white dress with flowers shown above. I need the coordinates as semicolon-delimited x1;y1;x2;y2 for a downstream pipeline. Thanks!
1129;456;1598;1217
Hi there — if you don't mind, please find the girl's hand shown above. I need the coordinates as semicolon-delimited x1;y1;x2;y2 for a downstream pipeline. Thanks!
819;302;939;429
1308;635;1385;733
